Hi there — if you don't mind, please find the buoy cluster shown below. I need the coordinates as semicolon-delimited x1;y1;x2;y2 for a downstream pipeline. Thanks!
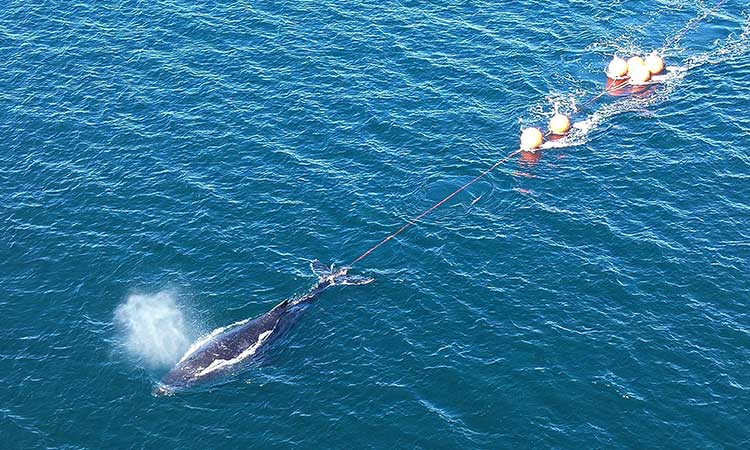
608;52;664;83
520;51;665;152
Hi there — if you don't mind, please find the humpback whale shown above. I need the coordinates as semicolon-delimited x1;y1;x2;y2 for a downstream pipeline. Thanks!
154;261;372;395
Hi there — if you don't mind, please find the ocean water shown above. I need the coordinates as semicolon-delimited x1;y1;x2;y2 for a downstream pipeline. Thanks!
2;0;750;448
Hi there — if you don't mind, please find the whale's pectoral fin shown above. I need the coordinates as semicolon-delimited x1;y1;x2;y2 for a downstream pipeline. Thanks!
310;259;333;278
153;384;174;397
335;274;374;286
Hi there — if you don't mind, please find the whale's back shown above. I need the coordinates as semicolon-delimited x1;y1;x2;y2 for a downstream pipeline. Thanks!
158;302;292;390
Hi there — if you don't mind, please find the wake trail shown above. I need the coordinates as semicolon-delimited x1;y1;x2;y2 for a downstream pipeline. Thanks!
539;13;750;152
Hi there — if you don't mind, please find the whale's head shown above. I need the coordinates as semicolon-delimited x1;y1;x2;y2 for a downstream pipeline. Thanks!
154;361;199;396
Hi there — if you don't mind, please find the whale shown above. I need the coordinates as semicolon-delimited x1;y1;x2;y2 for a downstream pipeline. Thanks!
153;261;372;395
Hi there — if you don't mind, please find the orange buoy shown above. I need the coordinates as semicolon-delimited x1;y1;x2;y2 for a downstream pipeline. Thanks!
549;114;571;135
627;56;645;73
628;63;651;84
520;127;543;151
645;52;664;75
607;56;628;78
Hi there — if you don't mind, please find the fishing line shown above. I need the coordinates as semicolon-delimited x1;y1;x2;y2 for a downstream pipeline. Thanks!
349;149;521;267
577;78;633;111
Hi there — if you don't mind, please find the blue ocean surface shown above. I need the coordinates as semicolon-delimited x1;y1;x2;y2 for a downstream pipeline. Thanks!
2;0;750;448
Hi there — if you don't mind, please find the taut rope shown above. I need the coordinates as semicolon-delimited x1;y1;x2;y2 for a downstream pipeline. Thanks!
349;149;522;267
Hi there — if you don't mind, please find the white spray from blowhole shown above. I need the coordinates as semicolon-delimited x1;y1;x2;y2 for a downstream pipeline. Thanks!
114;291;196;369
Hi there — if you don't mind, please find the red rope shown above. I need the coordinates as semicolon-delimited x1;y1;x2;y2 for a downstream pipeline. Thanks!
349;148;523;267
577;78;632;111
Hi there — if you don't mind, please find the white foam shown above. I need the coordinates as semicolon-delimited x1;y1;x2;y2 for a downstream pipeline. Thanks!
685;17;750;69
195;329;273;377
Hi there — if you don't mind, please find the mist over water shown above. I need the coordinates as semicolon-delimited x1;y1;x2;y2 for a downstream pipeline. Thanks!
115;291;194;368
